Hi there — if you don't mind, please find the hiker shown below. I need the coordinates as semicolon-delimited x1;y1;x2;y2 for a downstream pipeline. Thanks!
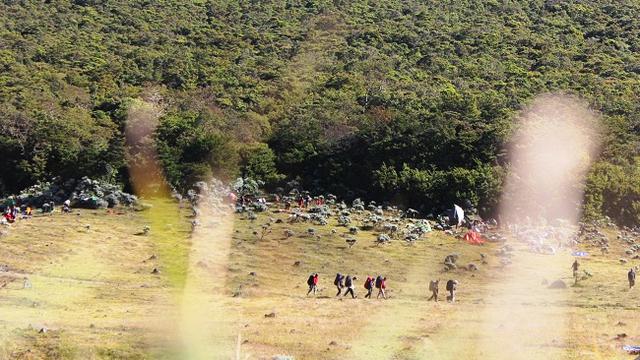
364;276;374;298
376;276;387;299
446;279;458;303
628;268;636;289
344;275;357;298
571;259;580;281
334;273;345;296
307;273;319;295
428;279;440;302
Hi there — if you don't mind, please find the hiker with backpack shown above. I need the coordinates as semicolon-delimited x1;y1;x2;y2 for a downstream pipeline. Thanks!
628;268;636;289
364;276;374;298
375;275;387;299
428;279;440;302
334;273;345;296
307;273;319;295
343;275;357;298
446;279;459;303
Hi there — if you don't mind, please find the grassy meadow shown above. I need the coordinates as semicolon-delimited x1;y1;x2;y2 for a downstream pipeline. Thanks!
0;200;639;359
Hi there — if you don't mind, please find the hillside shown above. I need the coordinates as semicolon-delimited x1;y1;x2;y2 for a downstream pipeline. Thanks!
2;1;640;223
1;200;639;359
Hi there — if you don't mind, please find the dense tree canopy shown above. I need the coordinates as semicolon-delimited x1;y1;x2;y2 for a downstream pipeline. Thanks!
1;0;640;223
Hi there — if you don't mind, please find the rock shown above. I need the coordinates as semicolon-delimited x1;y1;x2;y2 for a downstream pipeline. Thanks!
293;261;302;267
615;333;627;340
38;327;47;334
264;312;276;318
151;268;160;275
249;272;257;276
329;341;338;346
467;263;479;271
620;258;628;264
548;280;567;289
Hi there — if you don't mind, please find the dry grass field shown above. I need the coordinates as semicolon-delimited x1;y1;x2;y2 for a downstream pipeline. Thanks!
0;199;639;359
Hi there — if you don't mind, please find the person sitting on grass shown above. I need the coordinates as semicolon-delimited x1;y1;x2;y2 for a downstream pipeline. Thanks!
3;209;15;223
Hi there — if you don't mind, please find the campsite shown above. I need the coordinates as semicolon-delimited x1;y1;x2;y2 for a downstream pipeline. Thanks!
2;1;640;359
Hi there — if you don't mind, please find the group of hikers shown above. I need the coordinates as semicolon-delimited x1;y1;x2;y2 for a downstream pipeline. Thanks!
306;273;460;302
306;273;389;299
1;198;73;224
2;200;33;223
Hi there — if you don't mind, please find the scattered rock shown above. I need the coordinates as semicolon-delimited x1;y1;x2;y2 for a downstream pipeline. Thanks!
264;312;276;318
329;341;338;346
249;272;257;276
548;280;567;289
151;268;160;275
293;261;302;267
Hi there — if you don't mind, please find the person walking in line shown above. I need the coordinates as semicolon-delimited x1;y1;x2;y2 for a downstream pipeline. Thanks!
629;268;636;289
446;279;458;303
334;273;345;296
376;276;387;299
428;279;440;302
364;276;374;298
307;273;319;295
343;275;357;298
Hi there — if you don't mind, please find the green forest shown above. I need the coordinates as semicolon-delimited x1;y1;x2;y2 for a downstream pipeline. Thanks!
1;0;640;223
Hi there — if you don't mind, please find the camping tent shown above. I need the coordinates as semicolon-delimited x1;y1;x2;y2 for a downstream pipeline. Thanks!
463;230;485;245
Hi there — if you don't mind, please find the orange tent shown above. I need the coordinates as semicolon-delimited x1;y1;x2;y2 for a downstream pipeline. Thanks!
463;230;485;245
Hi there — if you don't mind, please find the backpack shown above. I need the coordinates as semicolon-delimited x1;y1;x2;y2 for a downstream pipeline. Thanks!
334;273;342;286
307;275;314;286
364;277;371;289
446;280;456;291
429;280;437;291
345;276;352;288
375;276;383;289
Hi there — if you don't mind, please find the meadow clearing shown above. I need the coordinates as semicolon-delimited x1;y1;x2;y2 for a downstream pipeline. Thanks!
0;199;638;360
